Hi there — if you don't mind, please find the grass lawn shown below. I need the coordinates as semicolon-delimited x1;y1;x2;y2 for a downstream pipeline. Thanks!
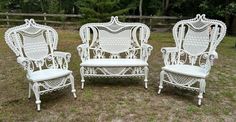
0;28;236;121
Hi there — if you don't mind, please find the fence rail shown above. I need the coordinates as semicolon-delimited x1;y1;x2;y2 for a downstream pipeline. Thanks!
0;12;185;31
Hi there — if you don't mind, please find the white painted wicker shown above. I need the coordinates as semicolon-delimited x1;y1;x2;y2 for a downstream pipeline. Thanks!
78;16;153;89
4;19;76;111
158;14;226;105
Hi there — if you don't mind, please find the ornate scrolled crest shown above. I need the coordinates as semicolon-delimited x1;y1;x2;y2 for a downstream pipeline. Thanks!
168;14;226;69
4;19;72;72
78;16;152;61
5;19;58;57
173;14;226;53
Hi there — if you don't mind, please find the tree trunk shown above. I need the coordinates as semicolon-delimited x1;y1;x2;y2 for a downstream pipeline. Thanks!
162;0;170;15
40;0;44;13
139;0;143;22
235;40;236;48
225;0;230;33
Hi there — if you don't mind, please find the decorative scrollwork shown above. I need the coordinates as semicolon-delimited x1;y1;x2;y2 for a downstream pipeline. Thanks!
77;16;152;62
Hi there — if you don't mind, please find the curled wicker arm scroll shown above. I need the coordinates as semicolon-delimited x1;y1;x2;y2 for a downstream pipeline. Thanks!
209;51;218;66
141;43;153;62
17;57;31;71
77;44;89;62
161;47;178;66
53;51;71;69
202;51;218;73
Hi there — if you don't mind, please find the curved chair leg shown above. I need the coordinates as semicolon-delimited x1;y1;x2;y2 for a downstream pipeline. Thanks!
198;79;206;106
158;70;164;94
69;74;77;98
144;66;149;89
80;67;85;89
198;92;203;106
28;83;32;99
32;83;41;111
203;84;206;94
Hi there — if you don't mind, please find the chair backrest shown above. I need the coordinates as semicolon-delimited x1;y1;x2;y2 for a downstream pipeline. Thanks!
172;14;226;69
5;19;58;71
79;16;150;59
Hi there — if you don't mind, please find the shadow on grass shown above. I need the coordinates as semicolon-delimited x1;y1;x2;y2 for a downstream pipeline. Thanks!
83;77;144;88
159;86;198;105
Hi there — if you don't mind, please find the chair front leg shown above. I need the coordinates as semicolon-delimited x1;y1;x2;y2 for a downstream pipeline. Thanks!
32;82;41;111
198;79;206;106
80;67;85;89
69;74;77;98
144;66;149;89
158;70;165;94
28;83;32;99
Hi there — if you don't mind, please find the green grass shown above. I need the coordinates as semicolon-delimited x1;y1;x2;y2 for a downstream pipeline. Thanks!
0;28;236;121
186;105;199;113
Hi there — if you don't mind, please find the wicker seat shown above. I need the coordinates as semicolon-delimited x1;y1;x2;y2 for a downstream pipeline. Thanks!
78;16;153;89
158;14;226;105
4;19;76;111
162;65;208;78
80;59;148;67
28;69;72;82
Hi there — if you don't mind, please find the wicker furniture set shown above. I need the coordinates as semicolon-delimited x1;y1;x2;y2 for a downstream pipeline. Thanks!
4;14;226;111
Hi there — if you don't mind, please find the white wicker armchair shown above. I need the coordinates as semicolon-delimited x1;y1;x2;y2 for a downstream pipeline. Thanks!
158;14;226;105
78;16;153;89
4;19;76;111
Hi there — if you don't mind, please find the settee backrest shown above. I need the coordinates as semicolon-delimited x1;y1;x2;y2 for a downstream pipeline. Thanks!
79;16;150;59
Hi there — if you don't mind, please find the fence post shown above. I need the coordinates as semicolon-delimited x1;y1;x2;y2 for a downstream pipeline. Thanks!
76;14;80;29
149;16;152;31
6;12;10;27
62;14;65;29
43;13;47;25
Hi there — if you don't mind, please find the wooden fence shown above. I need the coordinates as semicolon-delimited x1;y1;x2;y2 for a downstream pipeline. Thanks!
0;12;185;31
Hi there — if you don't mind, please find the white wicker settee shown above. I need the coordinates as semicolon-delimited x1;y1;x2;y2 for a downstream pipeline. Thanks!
77;16;153;89
4;19;76;111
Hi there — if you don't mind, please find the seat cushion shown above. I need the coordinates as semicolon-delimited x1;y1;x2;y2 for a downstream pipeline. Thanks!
162;65;208;78
28;69;72;82
80;59;148;67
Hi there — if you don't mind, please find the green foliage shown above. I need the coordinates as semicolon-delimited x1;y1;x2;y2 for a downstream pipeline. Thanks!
199;0;236;18
0;0;78;14
226;2;236;15
75;0;135;23
142;0;162;15
0;0;235;27
19;0;42;13
0;0;9;12
48;0;60;14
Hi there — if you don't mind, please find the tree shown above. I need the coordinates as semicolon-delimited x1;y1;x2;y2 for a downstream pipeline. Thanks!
143;0;162;15
48;0;60;14
0;0;9;12
139;0;142;17
76;0;136;23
